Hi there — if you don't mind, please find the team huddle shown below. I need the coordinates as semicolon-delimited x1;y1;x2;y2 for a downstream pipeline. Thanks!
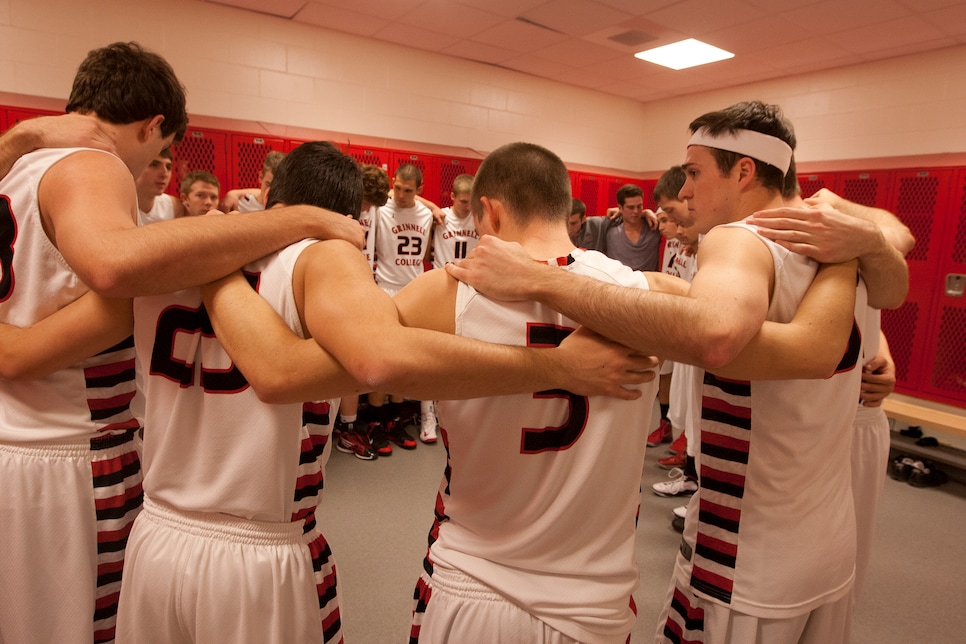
0;41;912;644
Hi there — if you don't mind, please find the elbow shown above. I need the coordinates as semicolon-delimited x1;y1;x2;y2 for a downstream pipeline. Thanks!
243;368;307;405
696;333;747;371
0;358;45;382
81;265;136;299
345;353;409;394
867;287;908;311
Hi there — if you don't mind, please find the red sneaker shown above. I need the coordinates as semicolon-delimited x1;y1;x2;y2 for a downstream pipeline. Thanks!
658;451;686;470
335;428;376;461
667;432;687;455
646;418;673;447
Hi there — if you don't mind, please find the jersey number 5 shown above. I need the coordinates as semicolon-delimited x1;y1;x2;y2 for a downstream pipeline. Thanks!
522;323;589;454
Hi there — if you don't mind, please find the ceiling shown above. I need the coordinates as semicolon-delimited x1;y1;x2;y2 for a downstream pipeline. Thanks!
206;0;966;104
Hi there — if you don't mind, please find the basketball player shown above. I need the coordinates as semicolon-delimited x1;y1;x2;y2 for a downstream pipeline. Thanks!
397;142;663;642
0;41;362;644
117;142;367;644
749;178;913;606
368;163;436;453
446;102;868;642
136;148;184;225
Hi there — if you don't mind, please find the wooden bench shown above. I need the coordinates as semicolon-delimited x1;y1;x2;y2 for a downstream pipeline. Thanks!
883;395;966;474
882;397;966;440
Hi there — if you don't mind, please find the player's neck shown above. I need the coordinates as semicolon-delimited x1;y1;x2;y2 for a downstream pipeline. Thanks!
733;188;783;222
512;224;576;261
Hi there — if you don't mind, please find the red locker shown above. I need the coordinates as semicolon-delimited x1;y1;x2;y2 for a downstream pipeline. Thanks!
918;169;966;405
4;107;60;130
575;173;605;217
836;170;893;208
797;172;839;200
170;128;229;197
881;168;955;397
229;134;285;191
433;156;481;208
346;145;392;172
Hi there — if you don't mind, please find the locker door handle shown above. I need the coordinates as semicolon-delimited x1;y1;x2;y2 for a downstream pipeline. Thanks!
946;274;966;297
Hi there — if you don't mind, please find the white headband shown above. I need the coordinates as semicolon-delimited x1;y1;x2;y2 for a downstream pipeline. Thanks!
687;127;792;175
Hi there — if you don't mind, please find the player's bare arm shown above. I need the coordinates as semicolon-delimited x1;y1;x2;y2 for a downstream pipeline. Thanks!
200;270;361;404
39;151;365;297
860;331;896;407
449;229;774;369
303;241;652;401
709;259;858;380
0;293;132;381
393;262;658;399
646;260;859;379
747;198;910;309
0;113;114;178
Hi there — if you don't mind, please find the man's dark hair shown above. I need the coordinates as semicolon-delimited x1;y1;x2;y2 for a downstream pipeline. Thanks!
653;166;686;203
688;100;796;193
472;142;571;225
66;42;188;144
571;198;586;217
781;157;800;200
267;141;362;218
616;183;643;207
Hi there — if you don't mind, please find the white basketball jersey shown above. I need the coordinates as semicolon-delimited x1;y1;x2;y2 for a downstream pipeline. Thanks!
373;198;433;291
676;222;865;618
138;194;177;226
0;148;140;441
432;207;479;268
429;248;658;643
133;239;336;523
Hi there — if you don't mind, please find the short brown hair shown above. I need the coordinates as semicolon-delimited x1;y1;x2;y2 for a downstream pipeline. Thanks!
180;170;220;196
262;151;287;176
653;166;686;203
66;42;188;144
472;142;571;225
451;173;474;196
688;100;796;193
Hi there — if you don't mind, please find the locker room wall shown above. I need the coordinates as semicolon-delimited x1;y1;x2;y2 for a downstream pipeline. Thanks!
0;0;965;175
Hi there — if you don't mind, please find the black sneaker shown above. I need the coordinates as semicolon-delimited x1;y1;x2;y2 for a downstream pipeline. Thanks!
385;419;417;450
368;422;392;457
888;455;916;481
908;460;949;488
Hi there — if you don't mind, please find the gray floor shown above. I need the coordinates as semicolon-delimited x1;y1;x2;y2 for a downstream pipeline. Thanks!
319;418;966;643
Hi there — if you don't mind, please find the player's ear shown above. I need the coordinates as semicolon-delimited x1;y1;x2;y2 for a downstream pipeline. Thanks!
140;115;165;142
483;197;506;234
736;157;756;187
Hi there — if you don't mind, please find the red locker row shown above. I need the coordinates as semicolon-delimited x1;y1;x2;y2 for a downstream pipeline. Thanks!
1;105;963;407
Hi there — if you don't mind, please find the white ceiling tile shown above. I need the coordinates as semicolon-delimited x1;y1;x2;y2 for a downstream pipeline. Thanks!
295;2;391;36
470;18;570;53
203;0;964;105
520;0;632;37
